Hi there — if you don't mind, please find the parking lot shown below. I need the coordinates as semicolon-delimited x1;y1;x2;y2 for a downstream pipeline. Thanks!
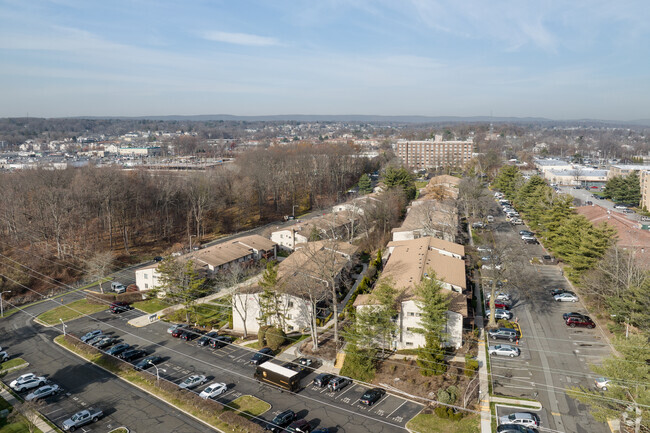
482;206;612;433
62;307;423;433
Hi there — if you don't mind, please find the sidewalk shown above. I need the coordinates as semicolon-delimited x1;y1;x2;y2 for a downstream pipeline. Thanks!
0;385;56;433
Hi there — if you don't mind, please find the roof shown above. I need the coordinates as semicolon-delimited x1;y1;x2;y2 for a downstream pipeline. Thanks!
547;169;608;177
234;234;277;252
447;291;468;316
575;205;650;268
392;201;458;233
381;237;466;293
534;159;571;166
266;211;359;239
191;242;253;269
611;164;650;171
428;174;461;186
388;236;465;258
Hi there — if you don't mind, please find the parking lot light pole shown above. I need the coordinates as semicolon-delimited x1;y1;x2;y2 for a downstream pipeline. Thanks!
148;361;166;385
0;290;10;318
59;318;67;336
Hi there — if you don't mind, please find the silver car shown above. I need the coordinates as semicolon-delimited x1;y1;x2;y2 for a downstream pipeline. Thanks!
489;344;520;358
179;374;207;389
25;384;60;401
554;292;578;302
486;309;513;320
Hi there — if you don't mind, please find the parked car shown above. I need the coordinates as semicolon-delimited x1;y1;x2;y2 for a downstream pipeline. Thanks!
360;388;386;405
285;419;312;433
167;324;187;334
179;374;207;389
486;301;511;310
488;344;520;358
210;335;234;349
105;343;130;356
327;376;351;392
86;335;105;346
80;330;102;343
250;347;274;365
488;328;518;342
110;301;132;313
312;429;330;433
171;326;189;338
566;315;595;328
498;412;540;428
562;311;588;321
118;349;146;362
0;351;9;362
264;409;296;432
477;246;492;253
511;218;523;225
180;328;203;341
199;382;227;399
622;209;635;214
313;373;334;387
614;204;628;209
554;292;579;302
297;357;314;371
93;336;118;349
10;375;47;392
519;230;534;237
153;256;164;262
134;355;163;371
25;384;60;401
486;309;513;320
62;408;103;431
594;377;611;390
472;222;485;229
486;292;511;302
497;425;538;433
197;331;220;347
550;289;575;297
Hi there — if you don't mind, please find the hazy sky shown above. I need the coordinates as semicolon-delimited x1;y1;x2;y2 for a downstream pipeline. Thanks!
1;0;648;120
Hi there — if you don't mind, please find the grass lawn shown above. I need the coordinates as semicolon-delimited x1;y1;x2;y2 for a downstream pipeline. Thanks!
406;412;480;433
1;358;28;372
167;302;230;328
108;428;129;433
415;180;429;189
132;298;172;314
0;395;44;433
37;299;108;325
226;395;270;420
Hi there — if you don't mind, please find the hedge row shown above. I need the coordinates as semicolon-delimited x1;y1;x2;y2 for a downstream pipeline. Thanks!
86;292;146;305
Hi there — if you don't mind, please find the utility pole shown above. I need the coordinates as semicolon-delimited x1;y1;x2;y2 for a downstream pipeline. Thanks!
59;318;67;336
0;291;9;318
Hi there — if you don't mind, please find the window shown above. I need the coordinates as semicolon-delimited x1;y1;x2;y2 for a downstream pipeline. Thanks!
287;301;294;308
407;312;415;317
286;314;293;320
144;273;148;279
405;342;414;346
144;283;149;289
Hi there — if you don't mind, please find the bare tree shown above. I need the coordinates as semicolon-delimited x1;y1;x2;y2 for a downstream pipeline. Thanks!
83;250;114;293
9;400;44;433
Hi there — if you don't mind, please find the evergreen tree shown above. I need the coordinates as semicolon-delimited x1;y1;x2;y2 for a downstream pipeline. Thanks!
357;173;373;194
257;261;286;328
493;165;523;199
156;257;206;323
382;167;416;200
413;272;450;376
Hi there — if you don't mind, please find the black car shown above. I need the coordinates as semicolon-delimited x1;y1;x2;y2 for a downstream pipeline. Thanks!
313;373;334;387
360;388;386;406
110;301;132;313
497;425;538;433
519;230;534;236
134;355;163;370
153;256;164;262
106;343;130;356
550;289;575;297
86;335;105;346
563;311;589;321
119;349;146;362
264;409;296;432
180;328;203;341
285;419;312;433
197;331;220;347
250;347;274;365
94;336;118;349
210;335;234;349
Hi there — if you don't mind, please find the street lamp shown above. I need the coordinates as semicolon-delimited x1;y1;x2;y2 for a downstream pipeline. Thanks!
0;290;10;318
292;205;299;218
148;361;166;385
59;318;67;336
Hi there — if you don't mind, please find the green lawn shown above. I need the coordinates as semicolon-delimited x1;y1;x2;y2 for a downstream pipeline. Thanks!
132;298;172;314
415;180;429;189
0;395;44;433
406;412;480;433
166;302;230;328
37;299;108;325
226;395;270;419
0;358;27;372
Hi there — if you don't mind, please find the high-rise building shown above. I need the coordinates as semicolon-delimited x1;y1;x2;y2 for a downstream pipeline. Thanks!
393;135;473;170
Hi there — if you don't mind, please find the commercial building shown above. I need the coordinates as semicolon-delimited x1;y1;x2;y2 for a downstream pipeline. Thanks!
394;136;473;170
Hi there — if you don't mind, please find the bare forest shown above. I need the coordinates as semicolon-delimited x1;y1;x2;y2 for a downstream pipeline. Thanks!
0;143;379;302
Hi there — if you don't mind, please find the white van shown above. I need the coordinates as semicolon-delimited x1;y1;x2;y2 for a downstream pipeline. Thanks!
111;282;127;294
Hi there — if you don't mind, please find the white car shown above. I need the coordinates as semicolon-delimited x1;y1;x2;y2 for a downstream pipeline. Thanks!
554;293;578;302
10;374;47;392
179;374;207;389
482;263;503;270
0;351;8;362
486;309;513;320
477;246;492;253
80;330;103;343
595;377;611;390
486;292;511;302
498;412;540;427
199;382;227;399
488;344;520;358
25;384;60;401
614;205;627;209
167;324;186;334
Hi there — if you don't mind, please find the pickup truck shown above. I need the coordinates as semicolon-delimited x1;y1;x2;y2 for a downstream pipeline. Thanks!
62;408;103;431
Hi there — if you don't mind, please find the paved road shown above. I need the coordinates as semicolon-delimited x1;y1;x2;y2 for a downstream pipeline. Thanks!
0;302;210;433
559;185;644;222
61;307;423;433
482;209;611;433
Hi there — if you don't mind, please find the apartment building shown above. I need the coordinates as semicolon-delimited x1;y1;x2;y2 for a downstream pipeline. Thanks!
394;136;473;169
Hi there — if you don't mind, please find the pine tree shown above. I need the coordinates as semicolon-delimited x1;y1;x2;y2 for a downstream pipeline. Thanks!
357;173;373;194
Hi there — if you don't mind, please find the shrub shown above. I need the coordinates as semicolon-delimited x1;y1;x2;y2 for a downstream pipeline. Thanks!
219;410;265;432
434;406;463;420
464;355;479;377
126;284;139;292
257;325;271;347
437;389;452;405
340;346;376;382
265;327;286;351
446;385;458;404
86;292;144;305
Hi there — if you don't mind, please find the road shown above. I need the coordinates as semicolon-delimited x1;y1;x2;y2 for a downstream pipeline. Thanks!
559;185;645;222
482;208;612;433
60;307;423;433
0;299;210;433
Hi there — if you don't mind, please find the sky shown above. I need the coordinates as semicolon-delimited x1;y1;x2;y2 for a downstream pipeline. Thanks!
0;0;649;120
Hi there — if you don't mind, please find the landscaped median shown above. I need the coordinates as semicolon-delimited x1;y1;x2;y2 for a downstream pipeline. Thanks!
36;299;108;326
54;335;268;433
406;411;480;433
0;358;29;374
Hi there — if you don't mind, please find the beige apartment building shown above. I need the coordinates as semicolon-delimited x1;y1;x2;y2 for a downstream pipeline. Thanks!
394;136;473;170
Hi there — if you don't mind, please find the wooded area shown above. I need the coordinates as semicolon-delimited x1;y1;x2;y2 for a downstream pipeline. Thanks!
0;143;379;302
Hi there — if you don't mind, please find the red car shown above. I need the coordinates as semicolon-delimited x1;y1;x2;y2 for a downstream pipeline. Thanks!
486;301;511;310
566;316;595;328
171;326;188;338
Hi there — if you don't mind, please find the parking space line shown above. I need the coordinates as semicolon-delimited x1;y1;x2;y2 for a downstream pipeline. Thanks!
334;386;354;400
386;400;406;418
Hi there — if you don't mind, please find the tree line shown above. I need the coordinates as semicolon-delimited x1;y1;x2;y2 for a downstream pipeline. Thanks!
0;143;379;301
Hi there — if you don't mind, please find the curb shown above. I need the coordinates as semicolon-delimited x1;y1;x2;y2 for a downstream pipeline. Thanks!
492;399;543;410
0;361;30;374
53;339;226;433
